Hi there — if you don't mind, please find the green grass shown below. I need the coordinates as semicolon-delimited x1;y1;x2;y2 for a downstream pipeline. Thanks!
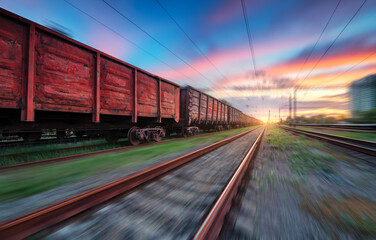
0;132;210;166
0;139;109;156
267;126;336;176
296;127;376;142
0;126;256;203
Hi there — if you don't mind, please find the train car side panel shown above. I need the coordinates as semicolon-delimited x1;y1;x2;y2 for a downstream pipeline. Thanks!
34;30;95;113
137;72;158;117
161;81;177;119
100;56;134;116
188;87;199;123
207;96;213;121
200;93;207;121
0;14;27;109
213;99;218;122
174;86;179;122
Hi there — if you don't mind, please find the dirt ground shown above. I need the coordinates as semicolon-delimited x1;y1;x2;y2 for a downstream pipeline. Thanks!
220;126;376;239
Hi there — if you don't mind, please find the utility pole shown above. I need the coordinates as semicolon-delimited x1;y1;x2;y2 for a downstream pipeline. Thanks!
268;110;270;124
279;108;281;124
289;94;292;126
293;89;297;127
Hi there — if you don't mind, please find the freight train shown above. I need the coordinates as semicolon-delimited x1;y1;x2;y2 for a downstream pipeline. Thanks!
0;9;262;145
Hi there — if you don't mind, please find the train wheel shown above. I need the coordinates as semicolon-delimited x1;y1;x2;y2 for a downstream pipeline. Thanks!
154;127;165;142
128;127;141;146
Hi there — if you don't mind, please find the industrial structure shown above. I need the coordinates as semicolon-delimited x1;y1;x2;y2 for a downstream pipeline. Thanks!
350;74;376;118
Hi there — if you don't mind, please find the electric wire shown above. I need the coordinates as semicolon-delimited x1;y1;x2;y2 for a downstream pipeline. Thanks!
102;0;221;87
154;0;236;99
63;0;196;83
296;0;367;92
293;0;342;90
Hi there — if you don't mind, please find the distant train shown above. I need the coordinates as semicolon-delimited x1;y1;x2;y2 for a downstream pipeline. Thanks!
0;9;262;145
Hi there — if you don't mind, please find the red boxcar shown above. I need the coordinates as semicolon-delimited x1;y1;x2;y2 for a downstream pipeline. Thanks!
0;9;260;143
0;9;179;143
179;86;230;132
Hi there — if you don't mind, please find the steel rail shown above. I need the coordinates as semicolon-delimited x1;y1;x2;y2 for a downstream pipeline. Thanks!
295;124;376;131
0;129;248;171
193;127;265;240
0;128;258;240
280;126;376;157
300;126;376;134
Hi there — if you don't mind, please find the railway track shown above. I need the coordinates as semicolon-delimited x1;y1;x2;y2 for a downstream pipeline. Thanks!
0;127;264;239
298;126;376;134
280;126;376;160
295;124;376;131
0;129;250;171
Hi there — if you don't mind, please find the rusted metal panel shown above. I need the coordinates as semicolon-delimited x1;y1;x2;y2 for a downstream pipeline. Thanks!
213;99;217;122
174;86;179;122
225;105;228;123
158;79;162;123
133;69;137;123
100;55;133;116
217;102;222;122
222;103;225;122
228;106;232;123
93;52;100;123
188;88;199;122
220;103;223;122
197;91;201;123
201;93;208;121
207;96;213;122
160;81;176;119
137;72;158;117
0;14;27;110
34;29;95;113
179;87;187;122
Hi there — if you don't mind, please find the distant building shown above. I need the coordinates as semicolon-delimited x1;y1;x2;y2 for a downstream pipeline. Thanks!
350;74;376;118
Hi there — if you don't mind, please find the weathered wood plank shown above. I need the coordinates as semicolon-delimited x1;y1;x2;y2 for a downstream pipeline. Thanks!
0;14;26;110
137;72;158;117
100;56;133;115
35;30;95;113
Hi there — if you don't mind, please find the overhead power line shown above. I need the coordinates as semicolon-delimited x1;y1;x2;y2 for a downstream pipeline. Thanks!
154;0;237;98
240;0;257;76
102;0;218;86
155;0;227;81
293;0;342;89
295;0;367;91
63;0;195;82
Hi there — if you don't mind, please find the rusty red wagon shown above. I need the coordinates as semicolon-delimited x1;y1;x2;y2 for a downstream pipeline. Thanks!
0;8;260;144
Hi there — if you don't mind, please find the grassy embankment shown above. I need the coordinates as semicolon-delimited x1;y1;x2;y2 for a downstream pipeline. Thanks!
0;139;125;166
267;126;375;236
267;126;336;176
0;126;257;203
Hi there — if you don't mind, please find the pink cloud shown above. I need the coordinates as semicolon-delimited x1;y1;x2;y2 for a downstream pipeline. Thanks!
87;26;129;59
207;0;240;25
155;34;311;86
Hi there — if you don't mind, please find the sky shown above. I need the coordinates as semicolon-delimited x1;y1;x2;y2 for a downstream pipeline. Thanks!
2;0;376;122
